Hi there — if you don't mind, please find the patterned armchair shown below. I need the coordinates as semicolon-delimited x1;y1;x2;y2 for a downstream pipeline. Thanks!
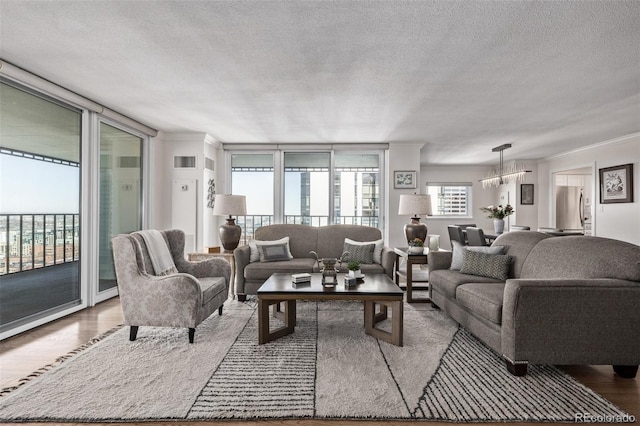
111;229;231;343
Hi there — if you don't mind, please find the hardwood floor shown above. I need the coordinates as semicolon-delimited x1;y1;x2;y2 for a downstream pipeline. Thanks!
0;297;637;426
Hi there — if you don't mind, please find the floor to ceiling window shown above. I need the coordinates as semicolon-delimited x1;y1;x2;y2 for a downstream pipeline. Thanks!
0;81;82;332
284;153;330;226
98;122;143;293
231;153;275;243
228;149;383;234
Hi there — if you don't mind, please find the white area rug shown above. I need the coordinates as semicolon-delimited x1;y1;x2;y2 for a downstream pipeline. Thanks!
0;298;629;422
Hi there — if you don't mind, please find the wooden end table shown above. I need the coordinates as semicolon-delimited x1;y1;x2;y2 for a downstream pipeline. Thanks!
394;247;430;303
257;273;404;347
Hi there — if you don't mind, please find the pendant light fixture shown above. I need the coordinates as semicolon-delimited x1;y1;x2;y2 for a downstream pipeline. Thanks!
479;144;532;188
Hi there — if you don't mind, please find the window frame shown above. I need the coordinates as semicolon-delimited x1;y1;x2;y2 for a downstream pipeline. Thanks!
426;182;473;219
226;148;385;233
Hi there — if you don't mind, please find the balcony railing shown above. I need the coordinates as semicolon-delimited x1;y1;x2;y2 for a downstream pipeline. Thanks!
0;213;80;275
236;215;379;246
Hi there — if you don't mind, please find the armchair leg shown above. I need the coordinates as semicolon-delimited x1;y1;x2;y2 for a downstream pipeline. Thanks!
188;328;196;344
218;306;223;315
129;326;139;341
613;365;638;378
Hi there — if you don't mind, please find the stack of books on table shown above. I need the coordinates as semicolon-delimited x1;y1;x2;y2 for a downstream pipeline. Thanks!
291;273;312;286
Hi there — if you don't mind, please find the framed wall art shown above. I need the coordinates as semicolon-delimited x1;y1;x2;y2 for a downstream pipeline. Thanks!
520;184;534;205
394;171;417;189
599;163;634;204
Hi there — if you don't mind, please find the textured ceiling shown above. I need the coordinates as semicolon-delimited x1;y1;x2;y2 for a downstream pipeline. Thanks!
0;0;638;165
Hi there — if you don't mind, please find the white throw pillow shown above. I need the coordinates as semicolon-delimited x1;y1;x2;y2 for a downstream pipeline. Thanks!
344;238;384;264
450;241;505;271
249;237;293;263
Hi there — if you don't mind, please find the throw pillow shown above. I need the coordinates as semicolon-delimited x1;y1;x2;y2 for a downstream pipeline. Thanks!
460;250;512;281
249;237;293;263
449;243;505;271
258;243;291;262
343;242;375;264
344;238;384;264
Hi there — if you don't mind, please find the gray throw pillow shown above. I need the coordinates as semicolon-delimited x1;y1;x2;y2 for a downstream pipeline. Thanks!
344;238;384;264
343;242;375;264
460;250;512;281
258;243;291;262
450;243;505;271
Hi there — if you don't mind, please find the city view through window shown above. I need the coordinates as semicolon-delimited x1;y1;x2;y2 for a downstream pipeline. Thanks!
0;150;80;275
231;152;381;243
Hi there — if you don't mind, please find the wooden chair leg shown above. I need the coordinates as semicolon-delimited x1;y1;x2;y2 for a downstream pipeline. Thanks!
188;328;196;343
129;326;139;341
218;306;223;315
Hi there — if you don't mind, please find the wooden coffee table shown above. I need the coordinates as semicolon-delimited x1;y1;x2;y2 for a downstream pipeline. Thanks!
257;273;404;346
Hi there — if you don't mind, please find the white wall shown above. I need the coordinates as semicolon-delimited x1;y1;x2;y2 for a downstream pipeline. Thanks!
385;142;425;249
150;132;223;252
537;133;640;245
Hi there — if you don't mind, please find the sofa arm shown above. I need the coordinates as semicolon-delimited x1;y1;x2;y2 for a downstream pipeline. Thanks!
178;257;231;282
233;245;251;294
380;247;396;279
501;278;640;366
428;251;452;271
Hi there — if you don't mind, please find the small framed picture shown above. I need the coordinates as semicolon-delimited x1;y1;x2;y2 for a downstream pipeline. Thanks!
599;163;634;204
394;171;417;189
520;184;534;205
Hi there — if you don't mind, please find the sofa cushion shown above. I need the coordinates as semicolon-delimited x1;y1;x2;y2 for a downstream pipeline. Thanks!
520;235;640;281
249;237;294;263
255;225;318;259
456;283;505;324
258;243;291;262
429;269;504;299
460;251;512;281
450;241;505;270
244;258;316;281
316;225;382;259
332;262;385;275
491;231;552;278
343;242;375;264
344;238;384;264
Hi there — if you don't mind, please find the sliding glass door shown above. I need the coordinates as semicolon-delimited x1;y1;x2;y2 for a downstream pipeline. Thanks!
97;122;143;295
0;81;82;332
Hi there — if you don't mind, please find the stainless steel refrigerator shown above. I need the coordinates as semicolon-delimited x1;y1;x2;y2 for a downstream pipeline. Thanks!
555;186;585;231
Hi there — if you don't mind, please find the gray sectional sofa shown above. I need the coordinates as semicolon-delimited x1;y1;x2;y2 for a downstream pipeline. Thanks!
428;231;640;377
233;224;395;300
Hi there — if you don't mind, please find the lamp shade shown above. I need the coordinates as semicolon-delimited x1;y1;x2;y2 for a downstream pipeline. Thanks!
212;194;247;216
398;194;432;217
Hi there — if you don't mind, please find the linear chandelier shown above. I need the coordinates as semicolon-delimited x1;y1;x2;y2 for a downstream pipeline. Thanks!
479;144;532;189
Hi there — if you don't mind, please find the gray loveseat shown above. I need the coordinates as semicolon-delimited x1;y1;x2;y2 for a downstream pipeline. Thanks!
233;224;395;301
428;231;640;377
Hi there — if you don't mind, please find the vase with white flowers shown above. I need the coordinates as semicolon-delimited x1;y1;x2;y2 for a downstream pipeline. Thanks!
480;204;514;234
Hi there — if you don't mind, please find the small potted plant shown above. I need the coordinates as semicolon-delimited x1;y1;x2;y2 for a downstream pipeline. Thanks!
408;237;424;254
347;260;362;278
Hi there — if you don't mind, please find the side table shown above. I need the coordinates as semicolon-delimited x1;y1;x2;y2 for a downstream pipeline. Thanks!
187;251;236;299
394;247;430;303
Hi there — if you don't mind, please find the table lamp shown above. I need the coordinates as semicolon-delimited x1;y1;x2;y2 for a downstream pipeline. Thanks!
398;194;432;245
212;194;247;251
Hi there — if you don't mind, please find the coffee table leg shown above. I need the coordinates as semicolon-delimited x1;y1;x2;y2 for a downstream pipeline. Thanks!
259;299;297;345
364;299;403;347
258;298;270;344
